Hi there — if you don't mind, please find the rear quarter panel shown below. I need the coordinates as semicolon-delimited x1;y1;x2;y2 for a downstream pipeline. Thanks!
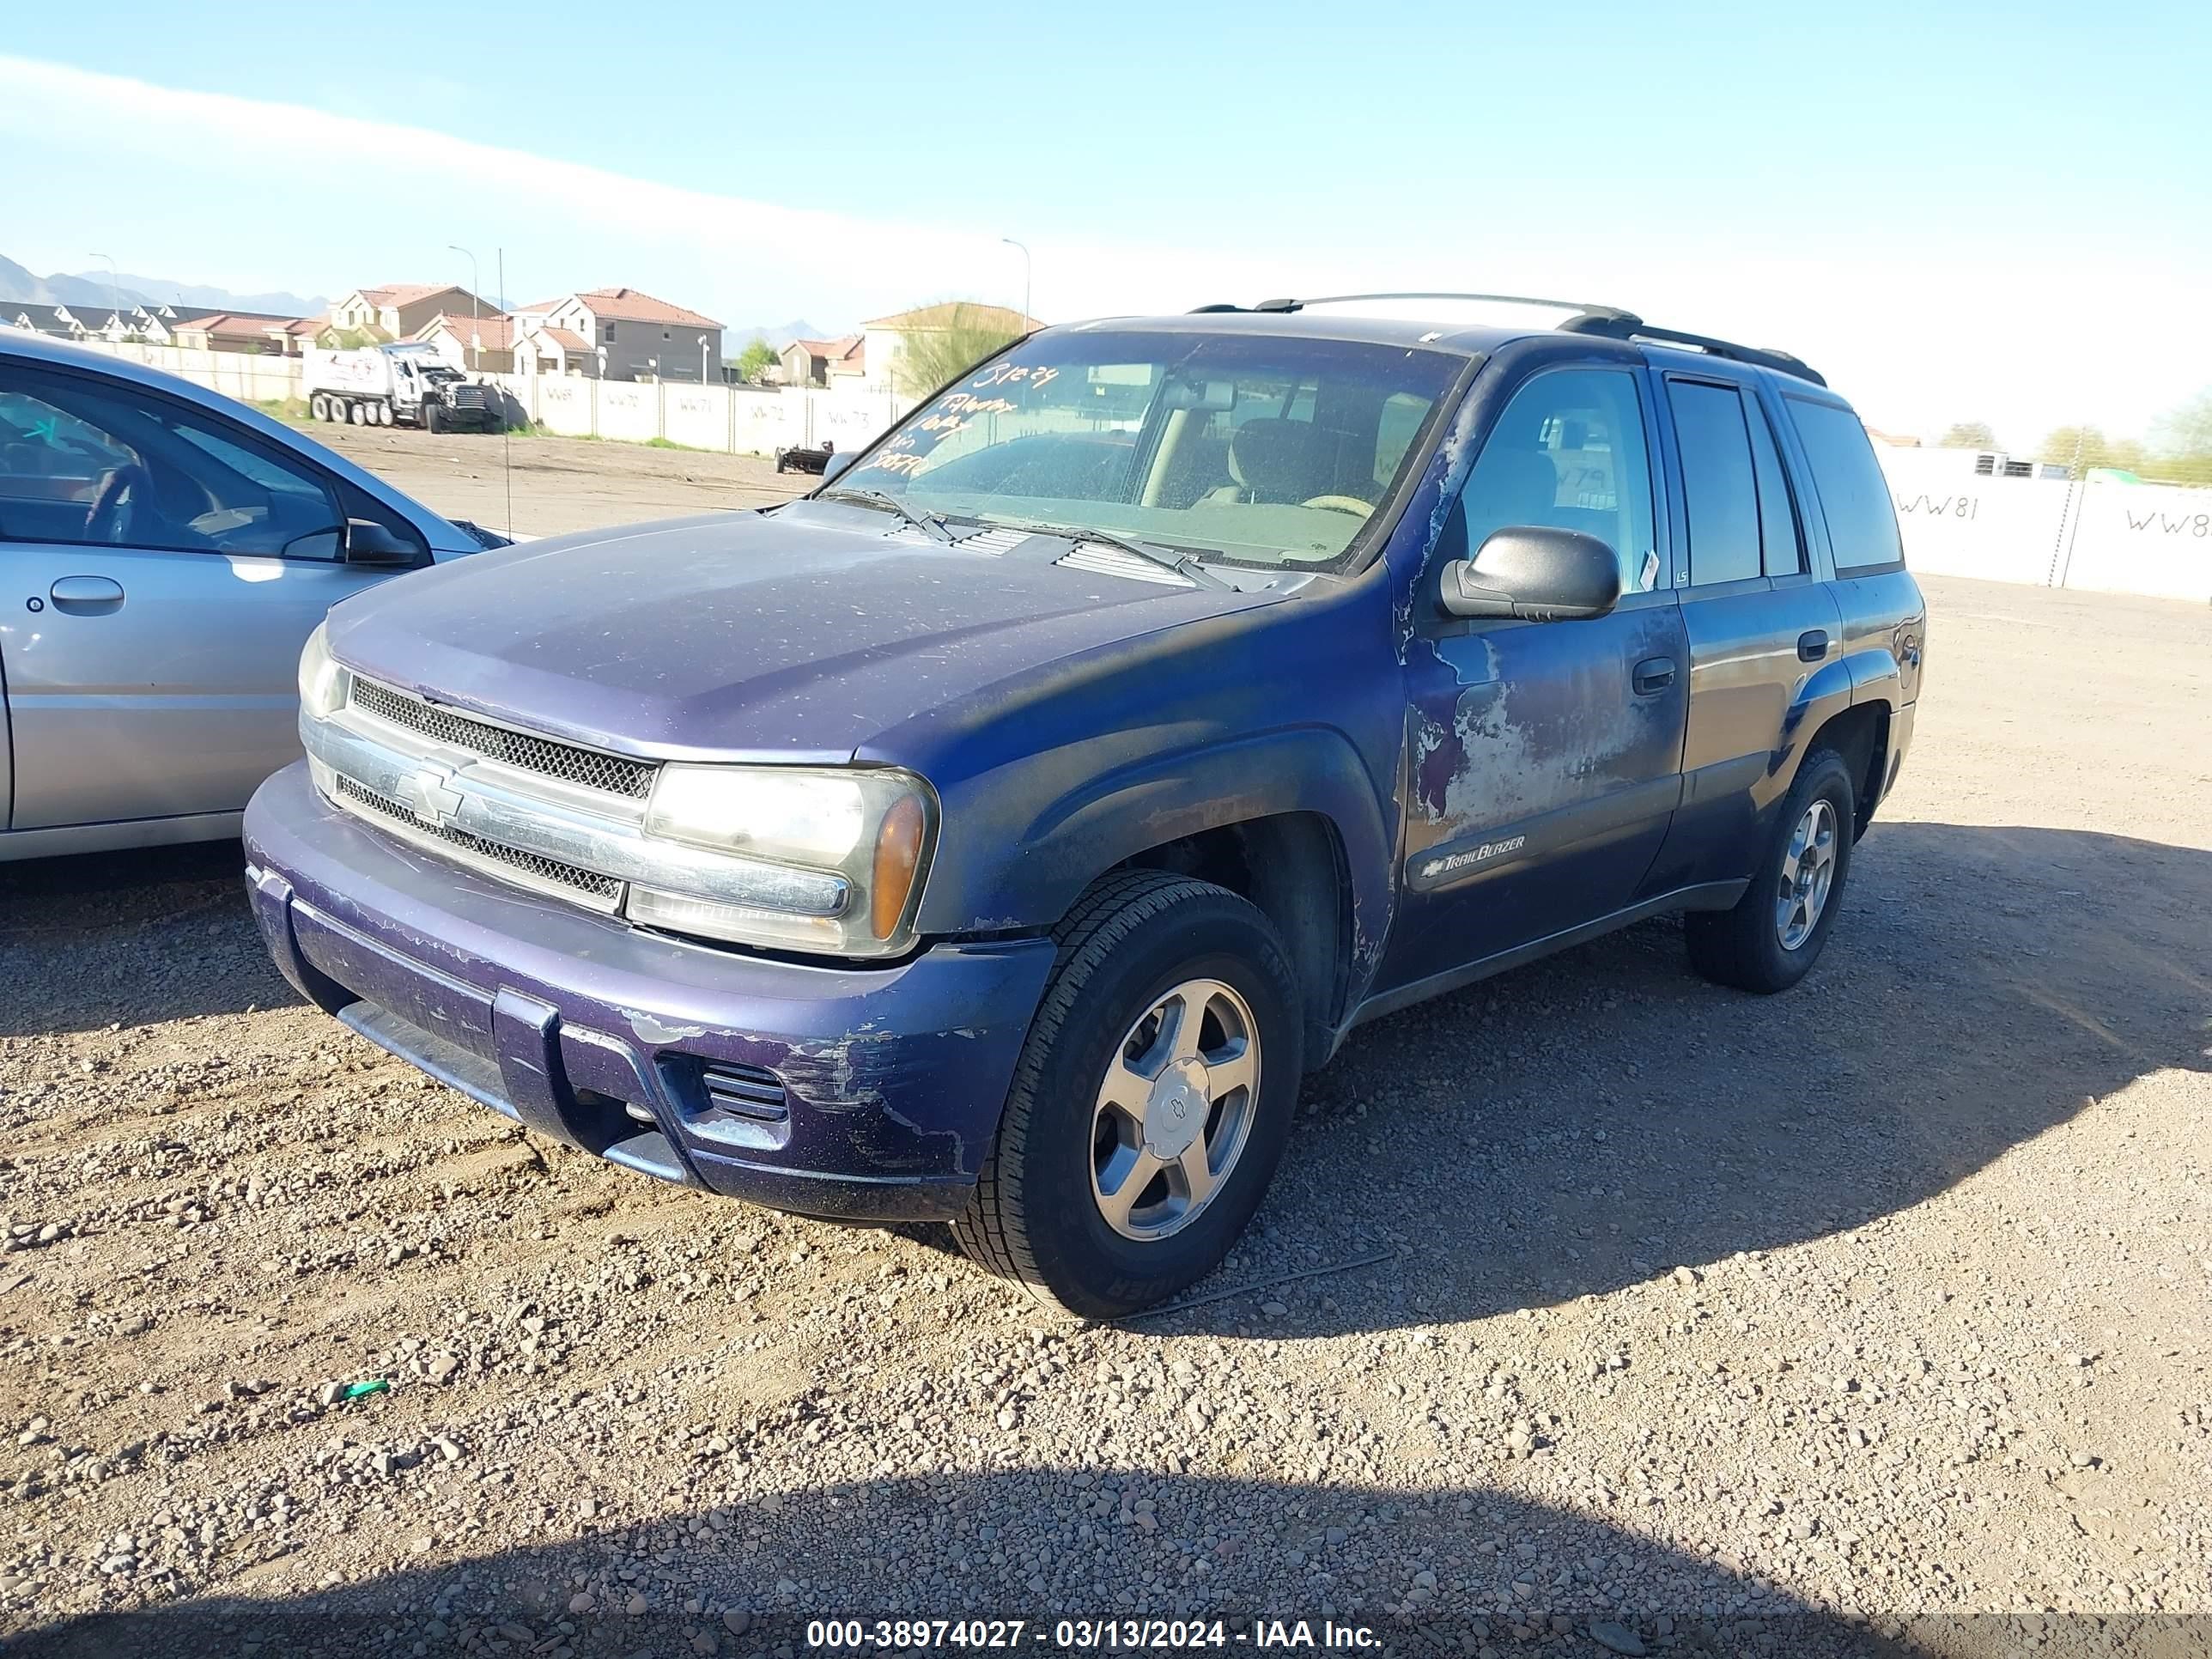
1831;568;1928;711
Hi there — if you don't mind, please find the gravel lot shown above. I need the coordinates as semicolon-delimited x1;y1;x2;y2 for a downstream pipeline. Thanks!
2;435;2208;1658
301;422;799;541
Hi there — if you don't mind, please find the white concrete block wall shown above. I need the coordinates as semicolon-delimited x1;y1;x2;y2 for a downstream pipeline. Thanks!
1876;449;2209;603
2059;489;2212;602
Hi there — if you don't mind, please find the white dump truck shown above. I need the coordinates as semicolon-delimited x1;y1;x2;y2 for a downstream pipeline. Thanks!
302;343;501;433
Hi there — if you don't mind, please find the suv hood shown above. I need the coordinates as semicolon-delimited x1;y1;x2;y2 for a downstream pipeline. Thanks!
324;507;1291;762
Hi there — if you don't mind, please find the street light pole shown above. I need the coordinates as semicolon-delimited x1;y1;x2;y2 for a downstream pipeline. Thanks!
447;243;480;372
1001;237;1031;325
90;252;122;333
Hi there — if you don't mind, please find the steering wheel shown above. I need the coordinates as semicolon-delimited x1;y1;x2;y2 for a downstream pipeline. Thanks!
84;465;149;544
1300;494;1374;519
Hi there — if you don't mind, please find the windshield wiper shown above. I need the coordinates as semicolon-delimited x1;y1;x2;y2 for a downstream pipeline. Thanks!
983;517;1231;591
815;487;955;544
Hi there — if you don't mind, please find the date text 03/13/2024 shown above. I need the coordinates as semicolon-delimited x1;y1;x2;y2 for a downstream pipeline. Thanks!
804;1620;1382;1650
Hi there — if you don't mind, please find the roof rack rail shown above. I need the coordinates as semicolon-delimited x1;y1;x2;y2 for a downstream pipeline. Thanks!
1189;291;1626;319
1183;293;1826;386
1557;309;1826;387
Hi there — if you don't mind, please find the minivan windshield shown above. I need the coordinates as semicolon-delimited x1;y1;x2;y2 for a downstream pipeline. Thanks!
831;330;1465;569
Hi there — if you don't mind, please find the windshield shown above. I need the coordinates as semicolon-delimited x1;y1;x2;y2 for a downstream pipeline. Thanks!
833;330;1464;568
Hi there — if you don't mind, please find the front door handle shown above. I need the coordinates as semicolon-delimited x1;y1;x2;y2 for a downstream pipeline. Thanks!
1797;629;1830;663
49;575;126;615
1632;656;1676;696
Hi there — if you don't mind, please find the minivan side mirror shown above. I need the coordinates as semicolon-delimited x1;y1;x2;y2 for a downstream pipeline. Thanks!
343;517;424;568
820;450;857;483
1440;526;1621;622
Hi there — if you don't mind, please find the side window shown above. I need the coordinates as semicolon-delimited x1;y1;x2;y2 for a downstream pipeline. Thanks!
1743;396;1805;575
1667;380;1762;586
0;365;343;557
1786;398;1905;573
1460;368;1657;594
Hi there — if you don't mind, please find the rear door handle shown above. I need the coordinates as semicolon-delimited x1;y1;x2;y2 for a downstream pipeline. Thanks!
1632;656;1676;696
49;575;126;615
1797;629;1830;663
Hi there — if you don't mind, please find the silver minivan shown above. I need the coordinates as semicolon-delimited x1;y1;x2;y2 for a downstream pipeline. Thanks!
0;332;498;860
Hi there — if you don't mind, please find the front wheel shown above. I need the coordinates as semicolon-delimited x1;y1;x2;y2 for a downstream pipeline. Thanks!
424;404;443;434
952;871;1304;1318
1686;748;1856;994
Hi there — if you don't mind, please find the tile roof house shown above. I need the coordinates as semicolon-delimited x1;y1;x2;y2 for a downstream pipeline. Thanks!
3;302;118;340
511;320;599;379
860;302;1044;394
411;311;517;373
170;312;298;354
328;283;497;343
777;334;866;387
520;288;724;382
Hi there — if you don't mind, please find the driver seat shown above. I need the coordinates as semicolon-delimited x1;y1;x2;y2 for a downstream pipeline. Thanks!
1206;418;1339;505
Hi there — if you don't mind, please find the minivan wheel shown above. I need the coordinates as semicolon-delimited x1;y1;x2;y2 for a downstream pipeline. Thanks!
951;870;1304;1318
1686;747;1856;994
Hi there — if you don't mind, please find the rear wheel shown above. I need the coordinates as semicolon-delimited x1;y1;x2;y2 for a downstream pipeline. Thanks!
308;393;328;422
952;871;1303;1318
1686;748;1856;994
346;400;366;425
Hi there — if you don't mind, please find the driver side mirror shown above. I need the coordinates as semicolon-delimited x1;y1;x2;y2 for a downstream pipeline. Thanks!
1440;526;1621;622
343;517;424;568
821;450;857;483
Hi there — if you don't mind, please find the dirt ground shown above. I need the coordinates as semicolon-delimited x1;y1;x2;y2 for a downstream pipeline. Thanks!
303;420;803;540
1;434;2208;1658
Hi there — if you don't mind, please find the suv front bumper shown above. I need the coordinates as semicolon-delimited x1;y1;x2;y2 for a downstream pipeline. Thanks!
243;763;1056;1220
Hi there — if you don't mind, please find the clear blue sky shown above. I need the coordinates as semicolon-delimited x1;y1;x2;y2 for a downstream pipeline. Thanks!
4;1;2209;443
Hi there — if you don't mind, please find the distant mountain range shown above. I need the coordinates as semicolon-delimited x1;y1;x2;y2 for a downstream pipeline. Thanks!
726;319;826;352
0;252;321;318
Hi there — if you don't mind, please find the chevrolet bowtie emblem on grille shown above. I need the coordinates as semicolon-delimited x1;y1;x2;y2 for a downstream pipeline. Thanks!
398;765;465;827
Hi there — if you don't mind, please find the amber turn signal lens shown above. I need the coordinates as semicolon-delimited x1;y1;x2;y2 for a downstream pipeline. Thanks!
870;793;927;939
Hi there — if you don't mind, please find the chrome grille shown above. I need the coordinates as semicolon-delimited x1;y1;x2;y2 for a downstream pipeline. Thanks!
332;775;623;904
349;679;653;799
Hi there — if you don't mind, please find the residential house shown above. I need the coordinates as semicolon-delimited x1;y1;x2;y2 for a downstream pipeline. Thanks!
519;288;723;382
170;312;298;354
327;283;496;343
510;319;599;379
777;334;865;388
412;312;516;374
860;302;1042;395
3;302;102;341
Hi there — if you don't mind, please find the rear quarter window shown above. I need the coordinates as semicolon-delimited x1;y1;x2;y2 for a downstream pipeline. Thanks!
1786;398;1905;574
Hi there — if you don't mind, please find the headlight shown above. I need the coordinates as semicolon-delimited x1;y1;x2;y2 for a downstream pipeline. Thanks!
627;765;937;957
298;622;348;720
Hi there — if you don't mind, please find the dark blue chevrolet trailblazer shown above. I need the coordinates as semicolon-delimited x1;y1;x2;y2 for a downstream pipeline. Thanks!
245;295;1926;1316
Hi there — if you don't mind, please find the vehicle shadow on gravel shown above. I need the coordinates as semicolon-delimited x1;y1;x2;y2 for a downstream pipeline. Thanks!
0;841;291;1037
15;1468;1996;1659
1182;823;2209;1339
3;820;2205;1346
